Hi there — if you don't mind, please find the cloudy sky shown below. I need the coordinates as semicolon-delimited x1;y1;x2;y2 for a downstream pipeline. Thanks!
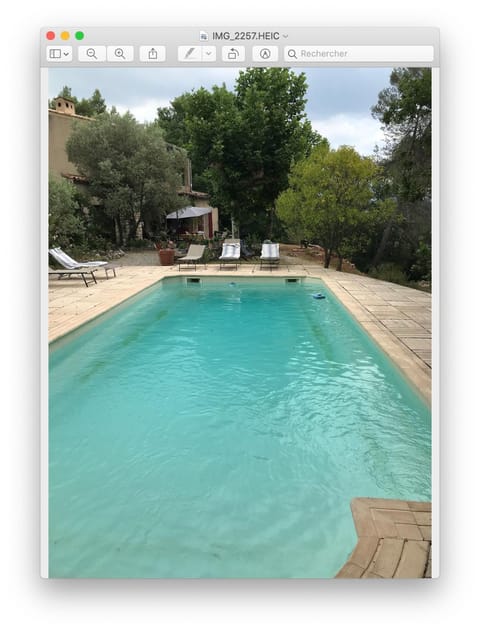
49;66;393;156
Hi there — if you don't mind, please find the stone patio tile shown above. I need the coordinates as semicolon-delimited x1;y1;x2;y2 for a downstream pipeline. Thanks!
372;508;417;525
400;309;432;320
357;321;386;335
357;498;410;510
401;338;432;351
393;330;430;338
350;310;377;322
380;319;421;328
408;501;432;512
408;320;432;329
347;292;380;299
414;512;432;526
366;538;404;578
370;516;398;538
395;523;423;540
419;525;432;540
364;305;402;315
347;536;378;570
394;540;430;578
389;301;417;307
375;294;408;302
350;511;377;538
425;548;432;578
414;352;431;366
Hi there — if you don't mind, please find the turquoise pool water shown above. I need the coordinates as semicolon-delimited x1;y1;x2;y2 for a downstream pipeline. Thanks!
49;277;431;578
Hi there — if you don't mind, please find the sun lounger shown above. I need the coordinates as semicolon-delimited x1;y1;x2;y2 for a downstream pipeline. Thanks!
260;242;280;269
48;266;97;287
48;247;117;278
177;244;206;271
219;241;241;269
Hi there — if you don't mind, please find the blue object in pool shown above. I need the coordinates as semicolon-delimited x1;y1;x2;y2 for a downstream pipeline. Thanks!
312;293;326;299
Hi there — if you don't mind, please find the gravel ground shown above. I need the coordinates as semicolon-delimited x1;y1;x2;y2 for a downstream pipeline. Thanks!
115;249;162;266
115;245;326;268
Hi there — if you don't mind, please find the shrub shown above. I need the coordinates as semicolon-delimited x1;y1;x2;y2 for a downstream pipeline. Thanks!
48;175;85;248
369;263;409;286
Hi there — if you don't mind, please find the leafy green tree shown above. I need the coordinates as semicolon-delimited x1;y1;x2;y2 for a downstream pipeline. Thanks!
372;68;431;202
371;68;431;279
157;68;322;237
66;110;183;245
276;145;395;269
48;174;85;248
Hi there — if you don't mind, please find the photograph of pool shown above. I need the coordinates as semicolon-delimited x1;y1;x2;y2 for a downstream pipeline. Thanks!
48;277;431;578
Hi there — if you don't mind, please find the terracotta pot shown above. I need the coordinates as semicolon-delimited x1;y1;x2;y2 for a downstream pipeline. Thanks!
157;248;175;266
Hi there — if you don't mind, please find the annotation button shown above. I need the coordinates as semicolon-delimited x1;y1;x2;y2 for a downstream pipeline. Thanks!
178;46;216;62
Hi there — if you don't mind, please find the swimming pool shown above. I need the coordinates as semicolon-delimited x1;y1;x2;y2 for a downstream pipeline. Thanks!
49;277;431;578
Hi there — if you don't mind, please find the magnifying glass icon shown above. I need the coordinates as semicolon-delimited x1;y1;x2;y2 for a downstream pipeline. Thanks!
287;49;297;60
86;48;97;59
114;47;125;59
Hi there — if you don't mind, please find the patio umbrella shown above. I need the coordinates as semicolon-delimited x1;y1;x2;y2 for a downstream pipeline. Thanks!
166;206;213;236
166;206;213;219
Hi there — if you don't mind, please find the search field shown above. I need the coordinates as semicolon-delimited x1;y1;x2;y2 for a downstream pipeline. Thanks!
283;46;434;63
78;46;106;62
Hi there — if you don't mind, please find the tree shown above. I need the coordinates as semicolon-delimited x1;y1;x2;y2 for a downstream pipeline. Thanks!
276;145;395;269
48;174;85;248
371;68;431;279
66;110;183;245
156;68;323;237
372;68;431;202
233;68;322;235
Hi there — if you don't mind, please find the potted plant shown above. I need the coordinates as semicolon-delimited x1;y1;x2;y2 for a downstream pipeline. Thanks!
154;232;175;266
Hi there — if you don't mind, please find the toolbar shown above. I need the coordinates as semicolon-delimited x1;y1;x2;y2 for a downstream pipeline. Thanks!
41;27;439;67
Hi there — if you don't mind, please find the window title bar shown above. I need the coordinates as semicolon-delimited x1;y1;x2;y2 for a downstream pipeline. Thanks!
41;27;439;67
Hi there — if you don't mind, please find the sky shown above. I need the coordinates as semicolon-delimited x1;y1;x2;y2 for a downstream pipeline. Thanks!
48;66;393;156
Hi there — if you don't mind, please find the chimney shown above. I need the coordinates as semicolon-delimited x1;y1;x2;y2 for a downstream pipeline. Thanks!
55;97;76;115
184;158;193;192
